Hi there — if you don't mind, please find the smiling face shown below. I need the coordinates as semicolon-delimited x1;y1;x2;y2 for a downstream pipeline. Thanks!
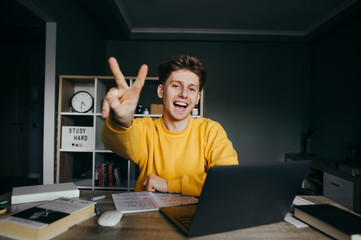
157;69;201;130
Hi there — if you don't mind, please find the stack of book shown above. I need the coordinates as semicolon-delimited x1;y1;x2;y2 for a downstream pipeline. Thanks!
95;164;122;187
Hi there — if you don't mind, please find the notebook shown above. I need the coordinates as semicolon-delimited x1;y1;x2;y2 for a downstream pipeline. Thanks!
160;161;311;237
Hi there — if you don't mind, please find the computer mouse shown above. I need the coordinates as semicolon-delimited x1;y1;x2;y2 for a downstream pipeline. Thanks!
98;210;123;227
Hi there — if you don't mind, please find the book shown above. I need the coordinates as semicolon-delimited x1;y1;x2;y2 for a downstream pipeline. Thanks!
101;164;107;187
113;167;121;186
11;183;80;204
284;196;315;229
98;164;102;187
94;166;99;186
112;192;199;213
294;204;361;240
108;164;114;187
0;198;95;240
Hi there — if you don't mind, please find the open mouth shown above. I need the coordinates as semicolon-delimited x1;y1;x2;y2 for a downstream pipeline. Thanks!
173;101;188;109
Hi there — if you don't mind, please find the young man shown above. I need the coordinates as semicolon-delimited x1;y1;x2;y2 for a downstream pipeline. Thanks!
101;55;238;196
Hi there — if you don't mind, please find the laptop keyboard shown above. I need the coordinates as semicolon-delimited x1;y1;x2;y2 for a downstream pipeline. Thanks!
175;215;193;231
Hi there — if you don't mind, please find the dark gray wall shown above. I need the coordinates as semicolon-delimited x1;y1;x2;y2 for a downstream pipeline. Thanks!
106;41;311;163
6;0;108;181
310;11;361;162
31;0;106;76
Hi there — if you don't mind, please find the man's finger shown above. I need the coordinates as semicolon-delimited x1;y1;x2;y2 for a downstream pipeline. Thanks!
146;184;155;192
102;88;122;118
143;178;148;186
101;98;110;119
132;64;148;91
143;177;155;192
108;57;128;89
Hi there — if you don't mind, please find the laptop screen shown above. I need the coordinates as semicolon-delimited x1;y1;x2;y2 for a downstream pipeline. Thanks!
161;161;311;237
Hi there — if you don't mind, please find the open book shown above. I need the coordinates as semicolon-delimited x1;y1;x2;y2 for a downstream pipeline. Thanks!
112;192;198;213
0;198;95;240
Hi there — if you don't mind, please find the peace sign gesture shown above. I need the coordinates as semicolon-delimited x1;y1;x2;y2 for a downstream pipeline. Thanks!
101;57;148;127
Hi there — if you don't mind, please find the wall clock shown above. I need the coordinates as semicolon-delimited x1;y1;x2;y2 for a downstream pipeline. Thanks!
70;91;94;113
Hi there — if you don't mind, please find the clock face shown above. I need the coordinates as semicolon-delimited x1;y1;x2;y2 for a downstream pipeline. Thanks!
70;91;94;113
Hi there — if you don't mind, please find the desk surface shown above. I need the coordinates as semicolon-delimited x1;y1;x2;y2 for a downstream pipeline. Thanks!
0;191;340;240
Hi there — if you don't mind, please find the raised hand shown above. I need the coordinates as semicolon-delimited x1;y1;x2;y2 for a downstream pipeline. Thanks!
101;57;148;127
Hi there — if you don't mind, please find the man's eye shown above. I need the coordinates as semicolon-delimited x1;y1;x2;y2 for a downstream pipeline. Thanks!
189;88;195;92
173;84;180;88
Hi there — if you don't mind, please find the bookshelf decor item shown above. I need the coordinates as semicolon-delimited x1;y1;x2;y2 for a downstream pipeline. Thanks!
70;91;94;113
61;126;95;150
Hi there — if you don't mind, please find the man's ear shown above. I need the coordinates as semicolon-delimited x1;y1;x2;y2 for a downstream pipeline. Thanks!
196;91;201;105
157;84;163;98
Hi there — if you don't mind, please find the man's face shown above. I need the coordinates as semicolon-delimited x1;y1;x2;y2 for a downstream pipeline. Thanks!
157;69;201;122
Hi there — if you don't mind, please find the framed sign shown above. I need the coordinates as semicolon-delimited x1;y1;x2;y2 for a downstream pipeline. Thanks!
61;126;95;150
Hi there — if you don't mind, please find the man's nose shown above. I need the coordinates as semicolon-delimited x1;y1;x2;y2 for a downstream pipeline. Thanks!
179;88;188;97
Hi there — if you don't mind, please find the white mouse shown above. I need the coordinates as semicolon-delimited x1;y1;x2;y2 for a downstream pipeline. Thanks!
98;210;123;227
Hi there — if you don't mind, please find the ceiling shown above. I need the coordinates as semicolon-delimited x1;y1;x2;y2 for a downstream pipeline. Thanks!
0;0;45;45
1;0;360;43
74;0;361;42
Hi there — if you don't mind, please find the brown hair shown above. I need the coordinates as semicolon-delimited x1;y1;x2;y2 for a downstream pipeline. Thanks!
158;54;206;91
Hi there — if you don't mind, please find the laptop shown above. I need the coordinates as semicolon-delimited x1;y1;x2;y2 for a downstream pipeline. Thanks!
160;161;311;237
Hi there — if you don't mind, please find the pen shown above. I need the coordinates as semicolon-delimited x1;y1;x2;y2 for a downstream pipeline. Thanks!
91;195;106;201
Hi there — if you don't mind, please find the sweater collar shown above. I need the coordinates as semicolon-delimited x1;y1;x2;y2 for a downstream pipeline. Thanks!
158;117;194;136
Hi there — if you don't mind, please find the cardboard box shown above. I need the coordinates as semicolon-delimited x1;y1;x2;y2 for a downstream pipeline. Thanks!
150;104;163;114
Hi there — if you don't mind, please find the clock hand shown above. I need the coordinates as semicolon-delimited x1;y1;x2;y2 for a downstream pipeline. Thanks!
81;102;85;110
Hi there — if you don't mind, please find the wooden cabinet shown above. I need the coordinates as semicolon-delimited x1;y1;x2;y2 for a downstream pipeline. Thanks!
56;75;204;190
323;172;353;210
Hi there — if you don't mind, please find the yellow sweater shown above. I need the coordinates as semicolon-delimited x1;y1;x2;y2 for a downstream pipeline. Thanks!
101;116;238;196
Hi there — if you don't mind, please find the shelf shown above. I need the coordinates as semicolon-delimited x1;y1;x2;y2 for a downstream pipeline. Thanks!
94;150;113;153
134;114;162;118
60;149;94;153
61;112;94;116
305;176;323;186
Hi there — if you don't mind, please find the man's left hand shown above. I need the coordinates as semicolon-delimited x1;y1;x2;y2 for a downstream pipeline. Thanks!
143;174;168;193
